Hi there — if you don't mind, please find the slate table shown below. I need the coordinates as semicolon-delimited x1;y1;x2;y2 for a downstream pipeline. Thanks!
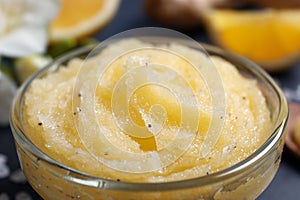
1;0;300;199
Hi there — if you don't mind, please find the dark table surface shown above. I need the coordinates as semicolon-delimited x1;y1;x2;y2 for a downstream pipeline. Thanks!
1;0;300;199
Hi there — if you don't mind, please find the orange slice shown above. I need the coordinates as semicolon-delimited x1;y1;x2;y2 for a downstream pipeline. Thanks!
205;9;300;71
50;0;120;42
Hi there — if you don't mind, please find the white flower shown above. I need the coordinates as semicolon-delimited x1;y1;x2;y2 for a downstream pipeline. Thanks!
0;0;60;57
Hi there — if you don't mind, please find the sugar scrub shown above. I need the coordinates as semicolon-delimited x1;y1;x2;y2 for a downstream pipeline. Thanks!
22;39;271;182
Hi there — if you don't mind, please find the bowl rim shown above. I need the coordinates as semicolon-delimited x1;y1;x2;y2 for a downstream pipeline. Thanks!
10;39;289;191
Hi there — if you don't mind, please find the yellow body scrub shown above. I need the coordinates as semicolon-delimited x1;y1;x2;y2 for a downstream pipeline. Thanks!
23;39;271;182
10;37;287;200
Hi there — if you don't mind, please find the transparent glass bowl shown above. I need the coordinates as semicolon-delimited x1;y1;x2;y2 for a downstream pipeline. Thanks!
10;39;288;200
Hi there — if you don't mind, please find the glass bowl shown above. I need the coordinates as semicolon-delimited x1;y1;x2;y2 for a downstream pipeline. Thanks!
10;38;288;200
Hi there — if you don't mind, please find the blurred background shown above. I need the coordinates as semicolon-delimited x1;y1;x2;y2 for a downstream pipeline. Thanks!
1;0;300;199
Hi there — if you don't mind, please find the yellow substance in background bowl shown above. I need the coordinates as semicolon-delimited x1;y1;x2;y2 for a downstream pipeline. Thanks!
22;39;271;182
